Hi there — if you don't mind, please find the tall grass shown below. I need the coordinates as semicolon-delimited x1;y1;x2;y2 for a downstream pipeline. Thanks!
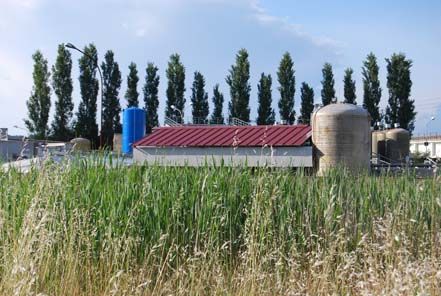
0;157;440;295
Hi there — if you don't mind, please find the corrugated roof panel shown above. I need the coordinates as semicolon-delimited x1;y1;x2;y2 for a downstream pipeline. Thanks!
134;125;311;147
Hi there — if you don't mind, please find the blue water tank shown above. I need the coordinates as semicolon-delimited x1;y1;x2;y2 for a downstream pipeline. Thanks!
122;107;146;154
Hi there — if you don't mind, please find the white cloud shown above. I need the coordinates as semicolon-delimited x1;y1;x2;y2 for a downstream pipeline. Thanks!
2;0;42;9
246;0;343;50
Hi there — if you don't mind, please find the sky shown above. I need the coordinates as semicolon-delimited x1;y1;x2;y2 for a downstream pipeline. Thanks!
1;0;440;135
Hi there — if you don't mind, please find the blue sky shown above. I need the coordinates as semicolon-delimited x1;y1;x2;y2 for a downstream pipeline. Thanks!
1;0;440;135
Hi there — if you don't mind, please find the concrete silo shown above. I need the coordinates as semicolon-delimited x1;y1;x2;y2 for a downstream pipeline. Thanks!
312;103;371;175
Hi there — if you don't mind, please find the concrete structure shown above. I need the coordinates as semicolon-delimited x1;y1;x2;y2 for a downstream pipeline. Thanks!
312;103;371;175
410;134;441;159
0;134;33;161
133;125;312;167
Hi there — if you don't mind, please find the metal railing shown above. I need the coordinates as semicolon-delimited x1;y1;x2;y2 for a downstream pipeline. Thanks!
164;116;182;127
229;117;250;126
412;133;441;141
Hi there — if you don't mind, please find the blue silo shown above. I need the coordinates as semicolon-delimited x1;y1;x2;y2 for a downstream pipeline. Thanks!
122;107;146;154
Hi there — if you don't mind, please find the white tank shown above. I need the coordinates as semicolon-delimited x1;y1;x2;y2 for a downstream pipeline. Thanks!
312;103;371;175
70;137;91;152
385;128;410;163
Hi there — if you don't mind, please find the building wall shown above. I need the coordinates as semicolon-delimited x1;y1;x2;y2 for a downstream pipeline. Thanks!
0;141;24;161
410;136;441;158
133;146;313;167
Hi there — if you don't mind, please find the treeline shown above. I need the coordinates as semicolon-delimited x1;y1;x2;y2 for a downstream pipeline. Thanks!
25;44;416;144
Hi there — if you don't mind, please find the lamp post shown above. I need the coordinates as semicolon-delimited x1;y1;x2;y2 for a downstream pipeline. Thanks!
171;105;183;124
65;43;104;148
424;116;436;155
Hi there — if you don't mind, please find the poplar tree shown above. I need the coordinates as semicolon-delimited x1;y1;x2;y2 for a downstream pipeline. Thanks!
385;53;415;131
321;63;335;105
25;50;51;139
165;54;186;123
75;44;99;145
298;82;314;125
343;68;356;104
51;44;74;141
362;53;382;126
210;84;224;124
226;49;251;122
277;52;295;124
101;50;122;147
144;63;160;134
191;71;209;124
125;62;139;107
256;73;275;125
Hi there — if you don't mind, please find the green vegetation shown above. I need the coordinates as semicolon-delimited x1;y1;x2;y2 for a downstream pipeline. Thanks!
256;73;275;125
25;50;51;139
321;62;336;105
0;160;440;295
385;53;416;132
227;49;251;122
362;52;382;127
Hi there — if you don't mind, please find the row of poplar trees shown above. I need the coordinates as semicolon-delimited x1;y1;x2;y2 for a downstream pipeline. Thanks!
25;44;416;145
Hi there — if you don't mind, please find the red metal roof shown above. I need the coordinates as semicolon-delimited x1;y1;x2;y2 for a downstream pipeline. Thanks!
134;125;311;147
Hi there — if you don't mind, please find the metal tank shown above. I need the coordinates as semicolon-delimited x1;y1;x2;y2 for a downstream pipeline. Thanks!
385;128;410;163
70;138;91;152
312;103;371;175
372;131;386;160
122;107;146;154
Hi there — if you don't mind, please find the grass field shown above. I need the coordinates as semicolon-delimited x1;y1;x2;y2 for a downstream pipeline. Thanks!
0;156;440;295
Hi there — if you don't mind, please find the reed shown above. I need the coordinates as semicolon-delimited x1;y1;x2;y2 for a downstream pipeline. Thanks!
0;157;440;295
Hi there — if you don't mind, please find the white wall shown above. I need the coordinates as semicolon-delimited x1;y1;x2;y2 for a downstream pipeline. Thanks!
410;138;441;158
133;146;313;167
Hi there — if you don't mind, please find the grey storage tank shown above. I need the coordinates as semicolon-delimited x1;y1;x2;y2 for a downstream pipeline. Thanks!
312;103;371;175
372;130;386;160
385;127;410;163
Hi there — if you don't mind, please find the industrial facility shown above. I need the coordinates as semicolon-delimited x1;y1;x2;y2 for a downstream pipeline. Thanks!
3;103;436;175
133;125;312;167
126;103;427;175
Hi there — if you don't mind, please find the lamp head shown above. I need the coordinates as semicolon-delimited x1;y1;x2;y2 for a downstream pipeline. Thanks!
65;43;77;50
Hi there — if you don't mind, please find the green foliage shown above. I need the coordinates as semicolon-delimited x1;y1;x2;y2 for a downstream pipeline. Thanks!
362;53;382;126
75;44;99;146
0;161;440;294
226;49;251;122
125;62;139;108
385;53;416;132
298;82;314;124
51;44;74;141
191;71;209;124
277;52;295;124
256;73;275;125
25;50;51;139
166;54;186;123
101;50;122;147
144;63;160;134
210;84;224;124
321;63;335;105
343;68;356;104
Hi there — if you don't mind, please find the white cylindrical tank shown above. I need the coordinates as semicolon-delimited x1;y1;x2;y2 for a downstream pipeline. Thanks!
70;138;91;152
385;128;410;163
312;103;371;175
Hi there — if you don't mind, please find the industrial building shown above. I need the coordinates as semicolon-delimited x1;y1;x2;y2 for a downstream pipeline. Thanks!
3;104;425;175
133;125;312;167
410;134;441;159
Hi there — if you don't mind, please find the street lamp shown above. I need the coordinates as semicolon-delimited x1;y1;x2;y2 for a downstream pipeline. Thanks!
424;116;436;155
65;42;104;148
170;105;183;123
